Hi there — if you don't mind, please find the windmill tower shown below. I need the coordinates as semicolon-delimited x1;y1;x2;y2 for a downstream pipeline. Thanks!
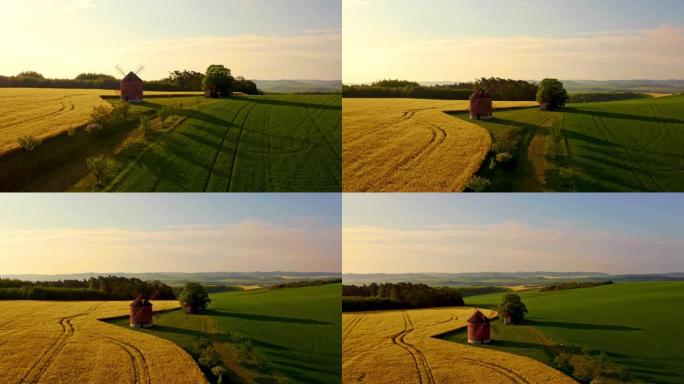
116;65;145;103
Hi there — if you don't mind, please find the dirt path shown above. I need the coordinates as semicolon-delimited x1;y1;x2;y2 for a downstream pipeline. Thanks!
513;128;547;192
202;316;255;384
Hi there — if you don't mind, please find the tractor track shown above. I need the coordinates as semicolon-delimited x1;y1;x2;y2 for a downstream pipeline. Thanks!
19;304;101;384
226;102;259;191
458;356;532;384
390;311;436;384
99;335;151;384
342;314;365;341
3;96;73;129
202;101;253;191
393;122;447;172
306;107;341;161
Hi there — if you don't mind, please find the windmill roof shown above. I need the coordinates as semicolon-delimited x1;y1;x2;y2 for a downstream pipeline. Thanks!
469;88;491;100
130;295;152;307
467;310;490;324
122;71;143;83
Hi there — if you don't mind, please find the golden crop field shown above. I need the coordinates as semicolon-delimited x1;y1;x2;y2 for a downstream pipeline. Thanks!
343;98;537;192
0;300;206;384
0;88;204;155
343;307;574;384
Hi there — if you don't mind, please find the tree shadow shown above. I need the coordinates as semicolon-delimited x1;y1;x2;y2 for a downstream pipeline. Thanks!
204;310;332;325
232;96;341;111
528;320;642;331
564;107;684;125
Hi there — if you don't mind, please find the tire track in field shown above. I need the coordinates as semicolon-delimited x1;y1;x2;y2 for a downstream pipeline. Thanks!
306;107;341;161
20;304;101;384
203;100;253;191
2;96;71;129
99;335;151;384
226;102;259;191
342;314;365;341
457;356;531;384
390;311;436;384
344;107;434;145
393;121;447;172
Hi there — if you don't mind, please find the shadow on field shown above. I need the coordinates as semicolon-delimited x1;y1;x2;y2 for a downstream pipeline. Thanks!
150;324;206;337
529;319;642;331
232;96;341;111
204;310;332;325
564;107;684;125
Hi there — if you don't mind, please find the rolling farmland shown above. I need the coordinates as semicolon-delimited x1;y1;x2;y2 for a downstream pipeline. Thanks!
0;300;205;384
466;95;684;191
106;94;341;192
343;306;572;384
114;284;342;384
460;282;684;383
343;98;536;192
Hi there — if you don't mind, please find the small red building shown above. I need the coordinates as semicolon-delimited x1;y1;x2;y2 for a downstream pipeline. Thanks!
467;310;491;344
121;72;143;103
502;311;513;325
469;88;493;120
129;295;153;328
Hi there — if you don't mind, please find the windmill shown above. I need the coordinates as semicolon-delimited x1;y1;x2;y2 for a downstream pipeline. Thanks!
116;64;145;103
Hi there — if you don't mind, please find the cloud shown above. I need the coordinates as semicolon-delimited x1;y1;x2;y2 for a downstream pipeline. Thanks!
343;0;372;9
0;221;341;274
343;221;684;274
344;25;684;82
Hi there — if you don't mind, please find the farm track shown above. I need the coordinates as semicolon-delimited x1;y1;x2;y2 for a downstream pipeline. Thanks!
457;356;531;384
226;102;259;191
390;311;436;384
394;122;447;171
2;96;74;129
99;335;152;384
203;101;253;192
20;304;101;384
342;314;365;341
306;107;341;161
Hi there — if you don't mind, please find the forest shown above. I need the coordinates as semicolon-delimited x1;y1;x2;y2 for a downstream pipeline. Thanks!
342;282;464;311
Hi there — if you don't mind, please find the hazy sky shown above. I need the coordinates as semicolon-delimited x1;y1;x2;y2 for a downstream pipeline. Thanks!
343;194;684;274
343;0;684;83
0;0;341;80
0;194;341;275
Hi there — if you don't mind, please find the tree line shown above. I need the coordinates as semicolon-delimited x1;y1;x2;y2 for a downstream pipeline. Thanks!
271;278;342;290
342;77;538;101
0;276;176;300
539;281;614;292
0;69;262;94
342;282;464;311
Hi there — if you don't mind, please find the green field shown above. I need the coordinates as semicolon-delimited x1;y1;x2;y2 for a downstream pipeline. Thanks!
442;282;684;383
465;95;684;191
106;94;341;192
112;283;341;384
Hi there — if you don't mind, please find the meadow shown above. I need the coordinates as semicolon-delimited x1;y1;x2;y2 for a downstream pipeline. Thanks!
343;306;572;384
104;94;341;192
113;284;342;384
450;282;684;383
342;98;536;192
464;95;684;191
0;300;205;384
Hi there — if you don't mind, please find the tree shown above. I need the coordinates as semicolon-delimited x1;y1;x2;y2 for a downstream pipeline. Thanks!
498;293;528;324
178;283;211;313
87;155;108;186
16;71;45;80
536;78;568;110
202;65;233;98
164;70;204;91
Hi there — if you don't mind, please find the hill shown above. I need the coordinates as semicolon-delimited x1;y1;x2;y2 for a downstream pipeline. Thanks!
254;80;341;94
111;283;341;384
444;282;684;383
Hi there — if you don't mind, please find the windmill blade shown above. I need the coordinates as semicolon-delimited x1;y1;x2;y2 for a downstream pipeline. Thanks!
115;65;126;76
134;65;145;75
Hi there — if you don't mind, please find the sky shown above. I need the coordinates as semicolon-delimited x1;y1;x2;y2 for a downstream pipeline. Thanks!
0;0;341;80
0;194;341;275
343;0;684;83
343;194;684;275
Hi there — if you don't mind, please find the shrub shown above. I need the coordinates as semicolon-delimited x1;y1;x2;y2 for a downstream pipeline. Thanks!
67;127;77;137
86;155;108;186
85;123;103;134
488;158;497;171
17;135;41;151
211;366;227;384
139;115;153;140
495;152;514;163
157;107;172;127
466;175;491;192
90;105;111;126
492;132;517;153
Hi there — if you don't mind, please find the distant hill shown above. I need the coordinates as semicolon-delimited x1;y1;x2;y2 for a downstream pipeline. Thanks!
562;80;684;94
254;79;341;94
2;271;342;286
343;272;684;286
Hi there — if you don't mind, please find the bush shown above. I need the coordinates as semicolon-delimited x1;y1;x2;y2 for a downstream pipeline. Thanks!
85;123;103;134
157;107;172;127
86;155;108;186
17;135;41;151
488;158;497;171
90;105;111;126
495;152;514;163
466;175;491;192
139;115;153;140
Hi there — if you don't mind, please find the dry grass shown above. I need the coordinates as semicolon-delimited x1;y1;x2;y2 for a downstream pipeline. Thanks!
0;88;204;155
343;307;574;384
343;98;537;191
0;300;206;384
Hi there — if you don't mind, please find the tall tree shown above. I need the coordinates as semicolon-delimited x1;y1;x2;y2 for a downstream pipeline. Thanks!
498;293;528;324
178;283;211;313
202;65;233;97
536;78;568;110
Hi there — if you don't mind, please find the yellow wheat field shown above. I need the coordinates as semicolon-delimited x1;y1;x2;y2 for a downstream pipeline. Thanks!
343;307;574;384
0;300;206;384
343;98;537;192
